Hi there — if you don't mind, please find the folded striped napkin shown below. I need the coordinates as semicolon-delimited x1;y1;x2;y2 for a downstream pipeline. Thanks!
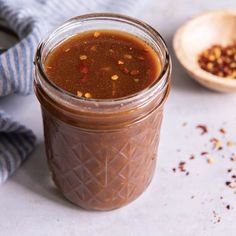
0;0;147;184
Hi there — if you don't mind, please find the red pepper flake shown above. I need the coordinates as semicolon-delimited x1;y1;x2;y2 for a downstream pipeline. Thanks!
212;210;221;224
225;181;235;188
172;168;176;173
207;157;215;164
80;65;88;74
227;140;235;147
226;205;231;210
137;56;145;60
79;63;89;83
122;67;129;74
130;69;140;76
90;45;97;51
79;55;87;60
118;60;124;65
230;155;236;162
76;90;83;97
210;138;223;150
219;128;226;134
124;54;132;59
196;124;208;135
111;74;119;81
232;175;236;179
189;155;195;160
227;169;232;173
186;171;190;176
178;161;186;172
198;44;236;78
101;67;111;72
84;92;92;98
94;31;100;38
201;152;208;156
80;74;88;83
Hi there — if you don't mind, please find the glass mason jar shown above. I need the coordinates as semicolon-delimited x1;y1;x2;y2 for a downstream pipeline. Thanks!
34;13;171;211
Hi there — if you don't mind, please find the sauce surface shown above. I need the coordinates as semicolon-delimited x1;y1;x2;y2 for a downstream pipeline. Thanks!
45;30;161;99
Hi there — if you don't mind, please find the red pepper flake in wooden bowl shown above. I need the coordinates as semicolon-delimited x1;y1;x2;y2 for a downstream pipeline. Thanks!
198;43;236;78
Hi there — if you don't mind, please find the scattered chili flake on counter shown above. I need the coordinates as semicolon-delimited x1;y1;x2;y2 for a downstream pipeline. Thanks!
171;122;236;218
210;138;223;150
225;181;235;189
189;155;195;160
196;124;208;135
207;157;215;164
219;128;226;135
201;151;208;156
230;155;236;162
198;43;236;78
178;161;186;172
212;210;221;224
227;140;235;147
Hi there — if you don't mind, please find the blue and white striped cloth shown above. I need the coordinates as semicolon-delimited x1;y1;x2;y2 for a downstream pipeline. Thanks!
0;0;147;183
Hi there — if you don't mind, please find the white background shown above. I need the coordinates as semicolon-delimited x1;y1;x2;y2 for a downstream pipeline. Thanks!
1;0;236;235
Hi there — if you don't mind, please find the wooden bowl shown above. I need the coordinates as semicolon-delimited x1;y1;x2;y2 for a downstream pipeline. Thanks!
173;10;236;92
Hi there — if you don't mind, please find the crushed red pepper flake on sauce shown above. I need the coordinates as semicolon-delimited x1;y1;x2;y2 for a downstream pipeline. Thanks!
45;30;161;99
198;43;236;78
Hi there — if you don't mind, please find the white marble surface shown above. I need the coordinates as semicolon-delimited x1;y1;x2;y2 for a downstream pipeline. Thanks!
1;0;236;235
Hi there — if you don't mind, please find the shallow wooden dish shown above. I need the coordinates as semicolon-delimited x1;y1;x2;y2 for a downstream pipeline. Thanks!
173;10;236;92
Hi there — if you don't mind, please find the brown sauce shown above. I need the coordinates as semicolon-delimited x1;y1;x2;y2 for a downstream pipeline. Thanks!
35;27;170;210
44;30;161;99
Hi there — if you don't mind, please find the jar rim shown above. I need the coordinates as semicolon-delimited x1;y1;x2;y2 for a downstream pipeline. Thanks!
34;13;171;105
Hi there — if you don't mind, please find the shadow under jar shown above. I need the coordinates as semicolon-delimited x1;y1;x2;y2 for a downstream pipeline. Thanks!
34;13;171;211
